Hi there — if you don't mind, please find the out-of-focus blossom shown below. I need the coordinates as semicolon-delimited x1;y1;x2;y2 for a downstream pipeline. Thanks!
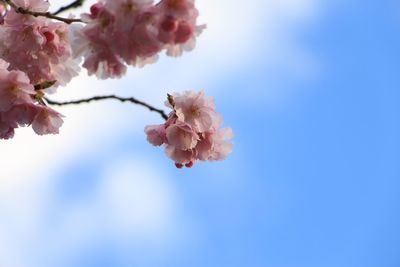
0;59;64;139
74;0;204;78
0;61;36;112
31;105;64;135
0;0;79;88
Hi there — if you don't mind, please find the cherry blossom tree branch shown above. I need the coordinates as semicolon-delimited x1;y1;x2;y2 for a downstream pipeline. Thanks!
52;0;85;15
44;95;169;120
3;0;83;24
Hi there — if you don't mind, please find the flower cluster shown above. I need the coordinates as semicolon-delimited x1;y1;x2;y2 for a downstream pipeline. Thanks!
74;0;205;79
0;0;79;88
145;91;233;168
0;0;233;167
0;59;63;139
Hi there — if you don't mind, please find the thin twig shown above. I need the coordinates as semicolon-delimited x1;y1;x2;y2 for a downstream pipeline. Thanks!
52;0;85;15
45;95;169;120
34;80;57;91
4;0;83;24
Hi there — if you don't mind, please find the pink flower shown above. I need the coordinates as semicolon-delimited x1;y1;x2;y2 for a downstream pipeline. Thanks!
0;118;17;140
82;45;127;79
0;1;79;88
0;59;65;139
0;102;64;139
0;59;8;70
31;106;64;135
13;0;49;12
144;124;166;146
172;90;219;132
206;128;234;161
0;60;35;112
145;90;233;168
156;0;205;57
165;122;199;150
105;0;153;31
4;0;50;26
193;128;234;161
165;145;196;165
74;0;204;78
76;3;128;78
2;103;37;126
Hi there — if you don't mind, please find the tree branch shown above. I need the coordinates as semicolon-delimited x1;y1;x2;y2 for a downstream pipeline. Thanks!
44;95;169;120
52;0;85;15
4;0;83;24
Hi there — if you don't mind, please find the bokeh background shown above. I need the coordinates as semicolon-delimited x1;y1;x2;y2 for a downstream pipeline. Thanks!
1;0;400;266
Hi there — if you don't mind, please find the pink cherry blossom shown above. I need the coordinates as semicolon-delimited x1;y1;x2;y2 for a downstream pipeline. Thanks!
13;0;49;12
172;90;219;132
156;0;205;57
74;0;204;78
145;90;233;168
0;59;36;112
0;0;79;88
165;144;196;165
2;103;37;126
145;124;167;146
0;118;17;140
31;105;64;135
0;58;64;139
165;122;199;150
189;127;233;163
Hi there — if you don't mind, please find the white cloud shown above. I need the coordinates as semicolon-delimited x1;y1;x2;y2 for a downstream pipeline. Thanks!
0;155;189;266
97;157;178;240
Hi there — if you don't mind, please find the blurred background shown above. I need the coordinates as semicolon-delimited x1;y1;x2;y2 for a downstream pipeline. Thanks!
1;0;400;266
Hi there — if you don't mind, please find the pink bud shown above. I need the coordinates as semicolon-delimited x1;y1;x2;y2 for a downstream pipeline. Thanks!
90;3;104;18
175;22;193;43
185;161;194;168
175;163;184;169
161;16;179;32
43;31;54;42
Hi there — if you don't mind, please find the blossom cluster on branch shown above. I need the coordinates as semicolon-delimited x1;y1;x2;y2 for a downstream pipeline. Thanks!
75;0;205;78
0;0;78;87
0;0;233;168
0;59;63;139
145;91;233;168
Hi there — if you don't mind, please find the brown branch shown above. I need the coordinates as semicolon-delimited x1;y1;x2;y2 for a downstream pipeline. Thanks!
52;0;85;15
45;95;169;120
4;0;83;24
34;80;57;91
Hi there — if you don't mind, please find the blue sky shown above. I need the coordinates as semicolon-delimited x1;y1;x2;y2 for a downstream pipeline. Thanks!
0;0;400;267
